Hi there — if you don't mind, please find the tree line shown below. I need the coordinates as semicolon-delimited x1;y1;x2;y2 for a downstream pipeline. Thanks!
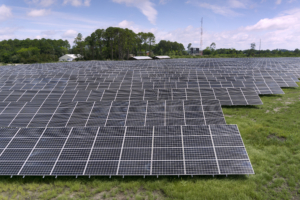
200;42;300;57
0;27;186;64
0;38;70;63
1;28;299;64
71;27;186;60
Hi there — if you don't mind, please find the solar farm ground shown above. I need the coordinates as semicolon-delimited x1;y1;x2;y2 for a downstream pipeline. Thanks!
0;80;299;199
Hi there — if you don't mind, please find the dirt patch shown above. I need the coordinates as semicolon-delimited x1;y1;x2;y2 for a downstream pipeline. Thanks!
93;191;111;200
273;107;288;112
267;134;286;142
273;107;281;112
266;110;270;113
92;188;164;200
276;98;282;101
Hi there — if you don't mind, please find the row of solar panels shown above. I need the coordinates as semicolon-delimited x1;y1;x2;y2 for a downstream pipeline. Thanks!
0;81;286;94
0;58;299;176
0;88;263;105
0;100;226;128
0;71;298;82
0;125;254;175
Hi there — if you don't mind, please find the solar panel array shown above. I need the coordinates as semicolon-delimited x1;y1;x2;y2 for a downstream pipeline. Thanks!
1;57;300;176
0;125;253;176
0;100;226;128
0;88;262;106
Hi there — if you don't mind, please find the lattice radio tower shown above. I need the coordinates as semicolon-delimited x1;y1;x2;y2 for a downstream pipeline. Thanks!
259;39;261;51
200;17;203;51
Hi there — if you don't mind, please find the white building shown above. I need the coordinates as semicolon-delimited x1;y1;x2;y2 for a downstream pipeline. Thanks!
59;54;82;62
131;56;152;60
154;56;171;59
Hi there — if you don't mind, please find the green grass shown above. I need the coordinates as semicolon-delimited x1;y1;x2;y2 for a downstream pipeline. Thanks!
0;83;300;199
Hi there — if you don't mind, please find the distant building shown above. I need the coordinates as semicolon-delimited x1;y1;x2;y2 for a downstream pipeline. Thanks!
130;56;152;60
59;54;82;62
154;56;171;59
189;48;203;56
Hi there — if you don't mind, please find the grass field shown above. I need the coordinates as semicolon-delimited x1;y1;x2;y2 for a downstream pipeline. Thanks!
0;83;300;200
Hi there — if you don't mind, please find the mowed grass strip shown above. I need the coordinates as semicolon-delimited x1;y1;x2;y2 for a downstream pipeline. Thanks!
0;83;299;200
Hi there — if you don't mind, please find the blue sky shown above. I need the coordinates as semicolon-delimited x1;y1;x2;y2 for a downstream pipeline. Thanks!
0;0;300;50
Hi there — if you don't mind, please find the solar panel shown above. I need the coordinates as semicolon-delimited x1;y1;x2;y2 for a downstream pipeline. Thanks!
0;88;263;106
0;125;254;176
0;58;299;176
0;100;226;128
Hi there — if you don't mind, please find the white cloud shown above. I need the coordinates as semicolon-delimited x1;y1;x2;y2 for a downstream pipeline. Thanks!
0;27;17;35
117;20;145;33
63;0;91;6
0;27;18;41
25;0;56;7
276;0;282;4
228;0;247;8
159;0;170;4
186;1;241;16
27;9;51;17
40;0;56;6
112;0;157;25
84;0;91;6
0;5;12;21
41;30;58;36
194;2;241;16
62;29;78;38
118;20;135;28
156;8;300;50
33;30;60;39
243;11;299;31
187;0;253;16
116;20;160;35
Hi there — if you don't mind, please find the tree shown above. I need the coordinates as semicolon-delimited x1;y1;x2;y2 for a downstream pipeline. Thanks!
0;38;70;63
85;32;97;60
124;28;136;59
153;40;185;56
203;47;211;55
136;32;143;55
73;33;85;56
94;29;105;59
17;47;40;57
139;32;148;56
251;43;256;50
148;32;155;56
105;27;116;60
210;42;216;51
187;43;192;50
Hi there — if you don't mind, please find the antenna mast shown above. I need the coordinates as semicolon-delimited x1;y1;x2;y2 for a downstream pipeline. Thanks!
200;17;203;52
259;39;261;51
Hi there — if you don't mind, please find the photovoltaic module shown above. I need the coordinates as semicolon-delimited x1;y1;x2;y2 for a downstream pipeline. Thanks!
0;57;299;176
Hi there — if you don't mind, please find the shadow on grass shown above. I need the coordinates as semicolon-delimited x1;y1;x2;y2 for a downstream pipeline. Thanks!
222;105;261;109
280;87;299;89
258;94;284;98
0;174;250;184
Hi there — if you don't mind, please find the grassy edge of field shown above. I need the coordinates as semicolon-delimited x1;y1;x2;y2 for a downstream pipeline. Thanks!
0;83;300;200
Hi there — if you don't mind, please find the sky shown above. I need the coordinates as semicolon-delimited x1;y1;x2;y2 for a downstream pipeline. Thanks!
0;0;300;50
